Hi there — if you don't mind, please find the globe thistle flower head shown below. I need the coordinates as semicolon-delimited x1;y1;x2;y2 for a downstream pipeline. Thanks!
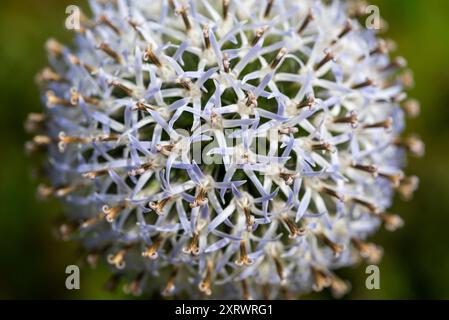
27;0;423;299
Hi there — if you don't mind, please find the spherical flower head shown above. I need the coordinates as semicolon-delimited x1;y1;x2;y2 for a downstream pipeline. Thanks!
27;0;423;299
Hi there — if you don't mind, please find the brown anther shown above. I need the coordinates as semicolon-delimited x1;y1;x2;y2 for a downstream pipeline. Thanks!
222;53;231;73
97;42;124;64
279;172;298;186
399;69;415;89
98;15;122;35
235;240;253;266
32;135;52;146
311;267;332;292
351;78;374;90
278;126;299;134
245;91;258;108
397;175;419;201
377;213;404;232
222;0;230;20
251;25;269;47
320;186;346;202
57;132;91;151
68;54;97;74
167;0;176;11
149;196;172;215
107;249;127;269
351;197;379;213
317;233;344;258
311;142;335;153
37;184;54;199
102;203;127;223
283;217;306;238
177;77;193;91
297;11;314;35
190;187;208;208
36;67;64;83
262;283;271;300
337;20;352;39
183;232;200;255
381;56;407;72
162;266;179;296
203;26;211;49
82;169;108;180
58;223;74;241
270;47;287;69
198;262;213;296
70;88;100;106
155;143;174;156
330;274;350;298
241;279;251;300
394;136;425;157
86;253;100;268
402;99;420;118
45;38;64;57
378;171;404;188
351;238;383;264
123;273;144;296
176;6;192;32
334;113;358;127
25;113;47;134
297;95;315;109
143;46;163;68
272;256;286;285
314;51;335;71
351;163;378;177
263;0;275;18
46;91;72;108
129;162;155;176
108;80;134;96
81;213;105;229
142;234;165;260
243;207;255;231
55;185;77;197
369;39;389;56
363;117;393;129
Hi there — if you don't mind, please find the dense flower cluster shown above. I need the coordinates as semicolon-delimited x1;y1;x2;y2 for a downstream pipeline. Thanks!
27;0;423;299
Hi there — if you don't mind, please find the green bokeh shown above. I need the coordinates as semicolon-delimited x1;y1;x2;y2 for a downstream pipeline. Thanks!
0;0;448;299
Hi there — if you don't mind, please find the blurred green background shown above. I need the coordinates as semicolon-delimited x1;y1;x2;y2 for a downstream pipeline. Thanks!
0;0;448;299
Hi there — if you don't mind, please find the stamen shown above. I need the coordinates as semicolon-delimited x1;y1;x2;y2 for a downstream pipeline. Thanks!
235;240;253;266
142;234;165;259
243;207;255;231
222;0;230;20
123;273;144;296
351;163;378;177
351;78;374;90
68;54;97;74
283;217;306;238
102;203;127;223
270;47;287;69
162;266;179;296
311;267;332;292
380;56;407;72
222;53;230;73
378;171;404;188
203;25;211;49
167;0;176;11
363;117;393;129
45;39;64;57
183;232;200;255
337;20;352;39
402;99;421;118
107;249;127;269
263;0;275;18
311;142;336;153
394;136;425;157
279;172;299;185
55;185;77;197
82;169;108;180
81;213;105;228
98;15;122;35
70;88;100;106
351;238;383;264
176;6;192;32
108;80;134;96
155;143;174;156
46;91;72;108
241;279;251;300
351;197;379;213
149;196;172;215
317;233;344;258
272;256;286;285
297;11;314;35
143;46;163;68
37;184;54;199
330;274;350;298
129;162;155;176
378;213;404;232
57;132;89;152
320;186;346;202
314;50;335;71
97;42;124;64
245;91;258;108
190;187;208;208
262;283;271;300
36;67;64;83
297;94;315;109
251;25;269;47
177;77;193;91
198;261;213;296
397;176;419;201
334;112;358;127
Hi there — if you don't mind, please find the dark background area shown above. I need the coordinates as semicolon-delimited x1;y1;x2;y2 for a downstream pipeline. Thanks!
0;0;448;299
